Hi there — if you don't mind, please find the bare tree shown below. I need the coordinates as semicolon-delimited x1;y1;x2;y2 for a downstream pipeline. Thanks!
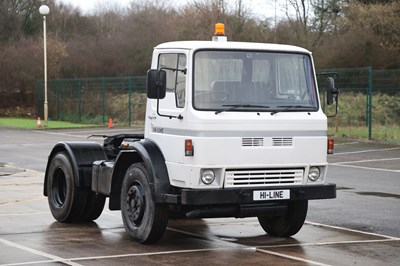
0;0;42;41
93;1;125;37
283;0;344;49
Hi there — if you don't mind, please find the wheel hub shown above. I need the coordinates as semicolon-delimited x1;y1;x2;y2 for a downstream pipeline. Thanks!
126;185;145;225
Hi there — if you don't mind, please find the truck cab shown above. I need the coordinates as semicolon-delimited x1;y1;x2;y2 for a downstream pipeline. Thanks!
44;24;337;244
147;40;328;190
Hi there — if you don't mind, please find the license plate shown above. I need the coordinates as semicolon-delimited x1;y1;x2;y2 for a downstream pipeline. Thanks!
253;190;290;201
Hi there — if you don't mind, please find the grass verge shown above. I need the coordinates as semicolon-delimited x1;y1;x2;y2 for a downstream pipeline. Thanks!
0;117;98;129
329;126;400;144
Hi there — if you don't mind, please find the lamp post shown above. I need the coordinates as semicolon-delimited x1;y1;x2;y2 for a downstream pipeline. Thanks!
39;5;50;127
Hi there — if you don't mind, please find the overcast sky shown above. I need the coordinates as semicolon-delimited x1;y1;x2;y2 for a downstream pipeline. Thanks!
56;0;286;21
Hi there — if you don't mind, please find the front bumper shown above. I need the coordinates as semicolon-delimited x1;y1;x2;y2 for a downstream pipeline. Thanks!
180;183;336;205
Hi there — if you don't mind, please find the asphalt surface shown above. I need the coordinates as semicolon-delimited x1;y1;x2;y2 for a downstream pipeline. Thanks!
0;127;399;265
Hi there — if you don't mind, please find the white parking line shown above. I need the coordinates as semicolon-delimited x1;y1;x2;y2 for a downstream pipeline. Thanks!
305;221;400;240
330;157;400;173
0;237;83;266
0;181;43;186
70;247;256;262
0;247;256;266
167;227;330;266
0;197;45;206
33;128;140;139
167;227;235;245
330;163;400;173
259;238;399;249
1;165;42;174
59;128;138;134
335;141;360;146
331;157;400;165
33;130;88;139
0;211;50;217
256;248;331;266
332;147;400;155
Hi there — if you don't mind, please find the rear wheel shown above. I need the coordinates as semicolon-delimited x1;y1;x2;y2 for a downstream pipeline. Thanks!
258;200;308;237
121;163;169;244
47;152;87;222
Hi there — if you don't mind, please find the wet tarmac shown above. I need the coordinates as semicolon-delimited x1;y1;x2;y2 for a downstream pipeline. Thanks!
1;129;400;265
1;165;399;266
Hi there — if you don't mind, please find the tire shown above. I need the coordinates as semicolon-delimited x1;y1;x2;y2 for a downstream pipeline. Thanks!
121;163;169;244
258;200;308;237
47;152;87;222
80;191;106;221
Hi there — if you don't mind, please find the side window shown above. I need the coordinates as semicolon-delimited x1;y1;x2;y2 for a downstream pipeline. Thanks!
158;53;186;108
176;54;186;108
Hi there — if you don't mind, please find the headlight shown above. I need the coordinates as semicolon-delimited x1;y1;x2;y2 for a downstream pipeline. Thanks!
201;169;215;185
308;167;321;181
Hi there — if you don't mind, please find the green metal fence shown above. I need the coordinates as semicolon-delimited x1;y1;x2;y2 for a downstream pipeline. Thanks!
36;68;400;141
36;77;146;126
318;67;400;142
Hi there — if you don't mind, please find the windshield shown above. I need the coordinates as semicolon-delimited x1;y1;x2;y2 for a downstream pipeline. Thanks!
193;50;318;112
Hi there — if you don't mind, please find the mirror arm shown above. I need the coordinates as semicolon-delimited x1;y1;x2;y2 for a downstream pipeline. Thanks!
327;94;339;118
327;85;339;118
156;86;183;120
160;67;186;74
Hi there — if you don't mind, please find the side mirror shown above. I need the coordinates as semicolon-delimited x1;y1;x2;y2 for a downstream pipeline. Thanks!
146;69;167;99
327;77;338;105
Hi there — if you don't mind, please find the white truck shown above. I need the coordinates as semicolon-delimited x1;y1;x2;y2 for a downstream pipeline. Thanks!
44;24;338;244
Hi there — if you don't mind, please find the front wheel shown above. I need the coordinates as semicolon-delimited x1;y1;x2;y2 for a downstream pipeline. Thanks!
258;200;308;237
121;163;169;244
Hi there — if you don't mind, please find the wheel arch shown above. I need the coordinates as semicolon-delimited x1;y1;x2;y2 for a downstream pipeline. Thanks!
109;139;170;210
44;141;107;196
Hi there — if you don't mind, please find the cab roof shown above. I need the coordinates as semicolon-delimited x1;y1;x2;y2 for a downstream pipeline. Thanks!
155;41;311;54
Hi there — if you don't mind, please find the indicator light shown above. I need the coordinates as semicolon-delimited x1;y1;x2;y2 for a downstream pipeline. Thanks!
185;139;194;156
327;138;334;154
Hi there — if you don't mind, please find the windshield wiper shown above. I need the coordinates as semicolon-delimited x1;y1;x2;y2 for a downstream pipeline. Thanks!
270;105;314;115
215;104;270;114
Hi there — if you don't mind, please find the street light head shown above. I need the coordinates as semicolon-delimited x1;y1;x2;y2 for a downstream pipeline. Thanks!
39;5;50;15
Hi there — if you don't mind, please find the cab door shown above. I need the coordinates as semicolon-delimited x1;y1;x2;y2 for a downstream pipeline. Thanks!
145;52;188;164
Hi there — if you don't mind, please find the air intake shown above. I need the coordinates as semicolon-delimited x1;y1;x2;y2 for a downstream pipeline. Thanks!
242;138;264;147
272;137;293;147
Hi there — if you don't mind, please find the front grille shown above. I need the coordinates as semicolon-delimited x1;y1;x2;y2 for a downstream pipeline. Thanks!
225;168;304;188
